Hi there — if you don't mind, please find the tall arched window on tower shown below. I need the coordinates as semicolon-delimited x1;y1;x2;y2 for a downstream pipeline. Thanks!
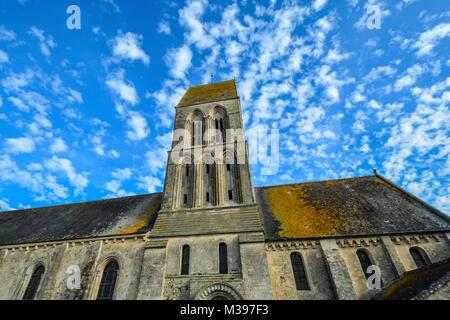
213;107;227;144
224;151;240;204
290;253;310;290
409;247;430;268
181;245;190;275
219;243;228;274
22;265;45;300
96;260;119;300
190;111;204;146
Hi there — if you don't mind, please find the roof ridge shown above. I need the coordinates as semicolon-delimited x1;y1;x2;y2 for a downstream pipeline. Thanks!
0;192;162;215
255;175;376;189
187;79;235;89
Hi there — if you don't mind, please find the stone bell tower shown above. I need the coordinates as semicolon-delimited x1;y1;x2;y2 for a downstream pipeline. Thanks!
143;80;272;300
160;79;255;212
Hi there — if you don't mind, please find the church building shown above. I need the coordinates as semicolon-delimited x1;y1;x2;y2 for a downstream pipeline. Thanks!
0;80;449;300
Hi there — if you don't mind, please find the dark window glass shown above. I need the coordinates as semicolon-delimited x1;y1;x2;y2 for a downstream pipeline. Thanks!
185;166;189;176
184;194;187;204
96;261;119;300
206;164;210;174
219;243;228;274
22;265;45;300
219;118;224;133
357;250;373;280
410;248;429;268
290;253;310;290
228;190;233;200
181;245;190;275
206;192;210;202
227;164;231;171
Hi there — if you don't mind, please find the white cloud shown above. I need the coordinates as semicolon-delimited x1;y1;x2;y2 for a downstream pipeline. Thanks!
137;175;162;193
0;199;15;212
0;25;16;41
2;71;34;92
158;21;171;35
413;23;450;56
368;99;382;109
165;45;192;79
111;168;133;180
326;86;340;104
0;49;9;63
106;69;139;105
46;156;89;195
126;113;149;141
8;97;29;111
110;32;150;65
394;64;424;92
324;48;350;64
4;137;35;154
28;26;56;57
50;138;68;154
104;167;134;198
179;0;214;50
313;0;328;11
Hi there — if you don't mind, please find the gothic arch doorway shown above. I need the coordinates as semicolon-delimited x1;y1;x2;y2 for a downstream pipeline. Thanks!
196;284;242;300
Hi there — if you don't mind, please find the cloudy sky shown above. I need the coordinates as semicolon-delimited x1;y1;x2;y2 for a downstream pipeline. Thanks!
0;0;448;214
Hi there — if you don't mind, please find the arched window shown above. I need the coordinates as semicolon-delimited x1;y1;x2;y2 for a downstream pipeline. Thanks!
290;253;310;290
189;111;204;146
22;265;45;300
356;249;373;280
96;260;119;300
410;247;430;268
212;107;227;143
219;243;228;274
181;245;190;275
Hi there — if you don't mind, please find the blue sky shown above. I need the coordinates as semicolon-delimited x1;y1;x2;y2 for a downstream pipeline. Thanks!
0;0;449;214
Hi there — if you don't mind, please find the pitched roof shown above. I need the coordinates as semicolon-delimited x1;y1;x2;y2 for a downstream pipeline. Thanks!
1;175;449;246
0;193;162;246
255;175;450;240
177;79;238;107
373;258;450;300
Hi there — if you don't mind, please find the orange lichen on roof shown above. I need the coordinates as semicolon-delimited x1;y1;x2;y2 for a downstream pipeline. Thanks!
116;204;159;235
266;181;351;238
178;80;238;107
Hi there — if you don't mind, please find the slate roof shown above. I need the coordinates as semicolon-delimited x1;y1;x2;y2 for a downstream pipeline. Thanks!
177;79;238;107
0;175;449;246
373;258;450;300
255;175;450;240
0;193;162;246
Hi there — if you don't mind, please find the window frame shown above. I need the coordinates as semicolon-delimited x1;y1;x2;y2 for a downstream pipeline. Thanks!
290;252;310;291
96;260;120;301
181;245;190;275
356;249;374;280
409;247;430;268
219;243;228;274
22;264;45;300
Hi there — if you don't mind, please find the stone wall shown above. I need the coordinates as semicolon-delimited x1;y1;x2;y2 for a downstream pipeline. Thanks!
1;232;448;300
266;232;450;300
0;236;147;300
